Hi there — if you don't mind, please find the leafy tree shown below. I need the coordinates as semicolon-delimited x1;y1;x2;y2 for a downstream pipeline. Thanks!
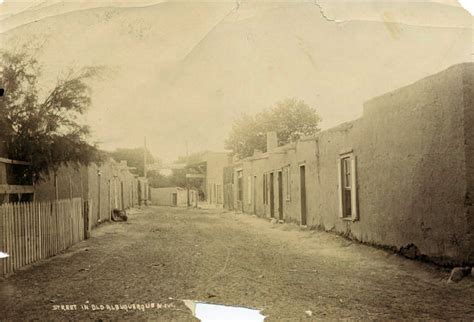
147;170;172;188
148;152;205;192
109;147;156;177
225;98;321;159
0;49;103;183
175;151;205;166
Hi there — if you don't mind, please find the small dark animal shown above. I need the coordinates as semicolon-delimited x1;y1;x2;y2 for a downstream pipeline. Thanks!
111;208;128;222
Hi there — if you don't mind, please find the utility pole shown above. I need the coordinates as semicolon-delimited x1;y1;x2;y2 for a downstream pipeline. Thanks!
185;139;190;206
143;136;147;178
143;136;148;206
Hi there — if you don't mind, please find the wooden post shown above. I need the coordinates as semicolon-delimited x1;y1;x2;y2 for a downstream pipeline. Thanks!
54;174;59;202
121;181;125;210
97;170;101;225
69;176;73;199
108;180;111;221
144;137;147;178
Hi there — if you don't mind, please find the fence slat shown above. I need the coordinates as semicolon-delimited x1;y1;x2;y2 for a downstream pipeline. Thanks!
5;205;9;274
1;206;4;277
15;204;20;270
8;205;12;273
17;204;21;270
41;203;44;260
4;205;8;274
34;203;38;262
12;204;16;271
1;198;88;278
26;203;30;265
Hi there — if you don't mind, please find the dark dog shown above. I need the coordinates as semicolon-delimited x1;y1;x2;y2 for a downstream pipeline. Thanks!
111;208;128;222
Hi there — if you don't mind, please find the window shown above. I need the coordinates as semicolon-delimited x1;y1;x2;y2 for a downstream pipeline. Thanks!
237;170;243;201
338;153;358;220
263;173;267;205
285;167;291;201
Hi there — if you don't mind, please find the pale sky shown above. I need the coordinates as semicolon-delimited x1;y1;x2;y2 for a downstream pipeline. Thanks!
458;0;474;14
0;0;472;162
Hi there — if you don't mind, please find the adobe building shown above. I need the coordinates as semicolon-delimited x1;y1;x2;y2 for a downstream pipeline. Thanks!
150;187;197;207
34;158;140;227
205;151;232;206
225;63;474;265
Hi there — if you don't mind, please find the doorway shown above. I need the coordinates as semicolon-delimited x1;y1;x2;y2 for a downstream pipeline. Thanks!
253;176;257;214
269;172;275;218
278;170;283;221
172;192;178;207
300;165;307;226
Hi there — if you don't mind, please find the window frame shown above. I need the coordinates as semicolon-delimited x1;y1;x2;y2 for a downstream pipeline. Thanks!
337;153;358;221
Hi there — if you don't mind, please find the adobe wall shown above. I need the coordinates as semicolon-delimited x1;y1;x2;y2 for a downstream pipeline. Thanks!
204;152;230;205
232;162;243;212
233;63;473;265
35;159;138;226
34;164;88;201
461;63;474;263
223;165;235;210
150;187;176;206
87;160;138;225
347;63;470;264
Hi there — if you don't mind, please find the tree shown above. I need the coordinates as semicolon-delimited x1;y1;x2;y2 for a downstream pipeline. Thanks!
0;49;103;183
175;151;206;166
225;98;321;159
147;170;172;188
109;147;156;177
148;152;205;191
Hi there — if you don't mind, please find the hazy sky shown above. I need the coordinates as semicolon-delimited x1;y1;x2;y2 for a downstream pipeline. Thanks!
0;0;472;162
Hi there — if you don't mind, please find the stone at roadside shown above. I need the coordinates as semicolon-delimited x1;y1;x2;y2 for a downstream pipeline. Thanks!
399;243;420;259
447;267;472;283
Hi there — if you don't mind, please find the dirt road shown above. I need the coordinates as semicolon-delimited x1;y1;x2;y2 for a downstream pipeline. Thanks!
1;206;473;320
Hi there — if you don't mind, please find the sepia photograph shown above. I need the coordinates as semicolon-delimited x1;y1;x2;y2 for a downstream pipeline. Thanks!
0;0;473;320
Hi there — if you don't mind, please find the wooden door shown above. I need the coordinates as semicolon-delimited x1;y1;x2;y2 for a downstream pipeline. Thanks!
278;171;283;221
269;172;275;218
253;176;257;214
300;165;307;226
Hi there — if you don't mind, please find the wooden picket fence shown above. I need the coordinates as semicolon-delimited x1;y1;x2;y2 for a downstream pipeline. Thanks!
0;198;89;277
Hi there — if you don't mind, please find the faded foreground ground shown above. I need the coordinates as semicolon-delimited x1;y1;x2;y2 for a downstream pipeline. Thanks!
1;206;473;320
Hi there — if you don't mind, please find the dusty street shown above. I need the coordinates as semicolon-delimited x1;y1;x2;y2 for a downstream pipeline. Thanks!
1;206;473;320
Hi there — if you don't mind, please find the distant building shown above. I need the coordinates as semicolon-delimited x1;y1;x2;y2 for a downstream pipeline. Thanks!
224;63;474;266
137;176;150;206
186;151;232;207
150;187;197;207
